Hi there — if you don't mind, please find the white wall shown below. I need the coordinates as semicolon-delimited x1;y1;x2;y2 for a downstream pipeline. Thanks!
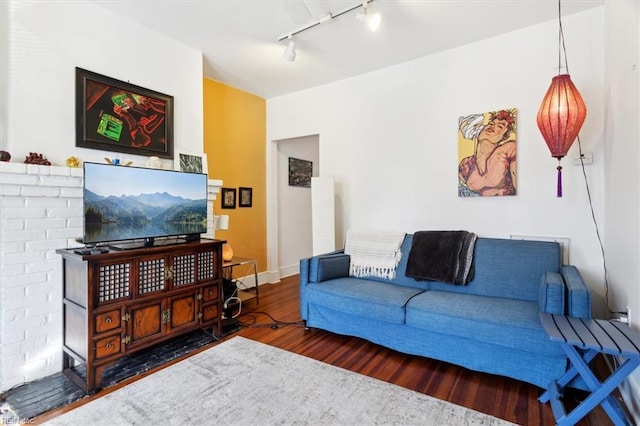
275;135;319;277
267;8;609;314
603;0;640;328
603;1;640;420
2;0;204;167
0;0;204;390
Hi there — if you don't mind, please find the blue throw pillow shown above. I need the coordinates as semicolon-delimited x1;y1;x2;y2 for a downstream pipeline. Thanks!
310;254;350;283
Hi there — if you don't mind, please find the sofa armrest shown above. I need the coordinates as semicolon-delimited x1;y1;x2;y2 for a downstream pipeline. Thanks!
539;271;565;314
562;265;592;318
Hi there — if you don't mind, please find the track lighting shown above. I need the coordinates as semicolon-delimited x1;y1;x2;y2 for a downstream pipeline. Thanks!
282;36;296;62
356;1;381;32
277;0;380;61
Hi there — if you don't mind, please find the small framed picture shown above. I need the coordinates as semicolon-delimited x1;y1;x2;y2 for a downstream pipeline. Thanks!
221;188;236;209
175;151;208;174
289;157;312;188
239;187;252;207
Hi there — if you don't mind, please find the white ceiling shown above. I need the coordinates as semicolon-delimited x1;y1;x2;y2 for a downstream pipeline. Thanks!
90;0;604;99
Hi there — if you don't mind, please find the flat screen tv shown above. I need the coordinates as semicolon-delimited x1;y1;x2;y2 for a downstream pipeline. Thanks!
82;162;208;249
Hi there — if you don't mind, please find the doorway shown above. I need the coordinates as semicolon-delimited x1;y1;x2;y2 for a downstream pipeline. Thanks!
275;135;319;277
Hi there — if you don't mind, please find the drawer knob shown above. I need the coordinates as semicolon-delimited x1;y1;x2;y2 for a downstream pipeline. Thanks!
105;343;112;348
105;317;112;323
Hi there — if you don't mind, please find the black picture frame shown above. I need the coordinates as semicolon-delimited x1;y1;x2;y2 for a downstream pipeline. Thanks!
239;187;253;207
288;157;312;188
221;188;236;209
75;67;174;159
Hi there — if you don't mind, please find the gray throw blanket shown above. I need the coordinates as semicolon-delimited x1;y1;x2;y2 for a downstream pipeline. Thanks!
406;230;477;285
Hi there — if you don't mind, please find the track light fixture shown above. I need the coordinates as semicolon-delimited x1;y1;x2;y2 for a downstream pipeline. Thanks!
282;36;296;62
277;0;379;61
356;1;381;32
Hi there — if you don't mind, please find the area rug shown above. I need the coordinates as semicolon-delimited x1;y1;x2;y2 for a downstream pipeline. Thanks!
44;337;515;425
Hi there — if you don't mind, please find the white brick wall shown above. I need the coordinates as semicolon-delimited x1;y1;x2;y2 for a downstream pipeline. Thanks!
0;162;83;391
0;164;222;391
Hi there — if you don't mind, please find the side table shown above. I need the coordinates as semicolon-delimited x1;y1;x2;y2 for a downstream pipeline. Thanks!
222;256;259;305
538;312;639;426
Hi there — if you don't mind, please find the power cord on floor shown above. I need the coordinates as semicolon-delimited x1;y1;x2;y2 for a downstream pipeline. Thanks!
237;311;305;330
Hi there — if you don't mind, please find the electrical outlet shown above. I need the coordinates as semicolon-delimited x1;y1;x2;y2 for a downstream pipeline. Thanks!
572;152;593;165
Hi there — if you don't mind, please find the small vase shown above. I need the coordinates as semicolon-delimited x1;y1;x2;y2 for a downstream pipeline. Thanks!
146;156;162;168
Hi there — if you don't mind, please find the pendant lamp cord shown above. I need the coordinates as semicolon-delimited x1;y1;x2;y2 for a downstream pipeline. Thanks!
557;0;569;74
576;135;622;316
558;0;622;315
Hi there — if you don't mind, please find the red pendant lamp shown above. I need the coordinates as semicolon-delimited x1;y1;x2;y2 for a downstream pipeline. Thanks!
536;0;587;197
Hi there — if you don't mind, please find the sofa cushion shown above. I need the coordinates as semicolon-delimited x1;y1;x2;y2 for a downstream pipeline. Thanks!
305;278;424;324
425;238;562;301
405;291;563;355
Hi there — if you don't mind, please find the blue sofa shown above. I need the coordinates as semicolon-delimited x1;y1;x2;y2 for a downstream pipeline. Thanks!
299;235;591;389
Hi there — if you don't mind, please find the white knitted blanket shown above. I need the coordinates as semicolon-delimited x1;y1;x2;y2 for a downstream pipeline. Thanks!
344;230;406;279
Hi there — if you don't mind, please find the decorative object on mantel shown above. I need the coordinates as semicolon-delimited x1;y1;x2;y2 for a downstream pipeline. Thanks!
146;156;162;169
0;150;11;162
104;157;133;166
24;152;51;165
66;156;81;168
75;67;174;159
175;151;208;174
536;0;587;198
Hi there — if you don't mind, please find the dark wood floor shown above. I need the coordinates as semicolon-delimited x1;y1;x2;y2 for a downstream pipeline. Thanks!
36;274;615;425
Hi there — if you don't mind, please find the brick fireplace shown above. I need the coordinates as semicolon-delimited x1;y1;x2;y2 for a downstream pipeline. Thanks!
0;162;221;391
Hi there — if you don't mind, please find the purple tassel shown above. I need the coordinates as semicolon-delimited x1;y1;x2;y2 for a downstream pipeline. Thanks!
557;165;563;197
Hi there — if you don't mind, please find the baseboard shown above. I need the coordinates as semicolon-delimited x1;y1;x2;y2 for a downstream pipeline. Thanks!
235;266;293;288
279;263;299;279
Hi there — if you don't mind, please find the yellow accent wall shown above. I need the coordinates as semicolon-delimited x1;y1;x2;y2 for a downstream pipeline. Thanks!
203;78;267;273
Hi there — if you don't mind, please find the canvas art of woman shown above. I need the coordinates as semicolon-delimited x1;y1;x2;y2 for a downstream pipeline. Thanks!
458;108;517;197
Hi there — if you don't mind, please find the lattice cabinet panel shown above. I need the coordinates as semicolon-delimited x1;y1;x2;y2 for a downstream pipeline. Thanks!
98;262;131;302
138;257;166;294
173;253;196;286
198;250;217;281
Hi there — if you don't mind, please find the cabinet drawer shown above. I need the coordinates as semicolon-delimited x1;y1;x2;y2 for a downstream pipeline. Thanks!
95;335;121;360
95;310;121;333
203;285;219;302
203;304;219;322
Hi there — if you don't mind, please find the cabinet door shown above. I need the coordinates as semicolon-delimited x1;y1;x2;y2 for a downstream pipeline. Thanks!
136;255;168;296
128;300;164;350
167;292;199;333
